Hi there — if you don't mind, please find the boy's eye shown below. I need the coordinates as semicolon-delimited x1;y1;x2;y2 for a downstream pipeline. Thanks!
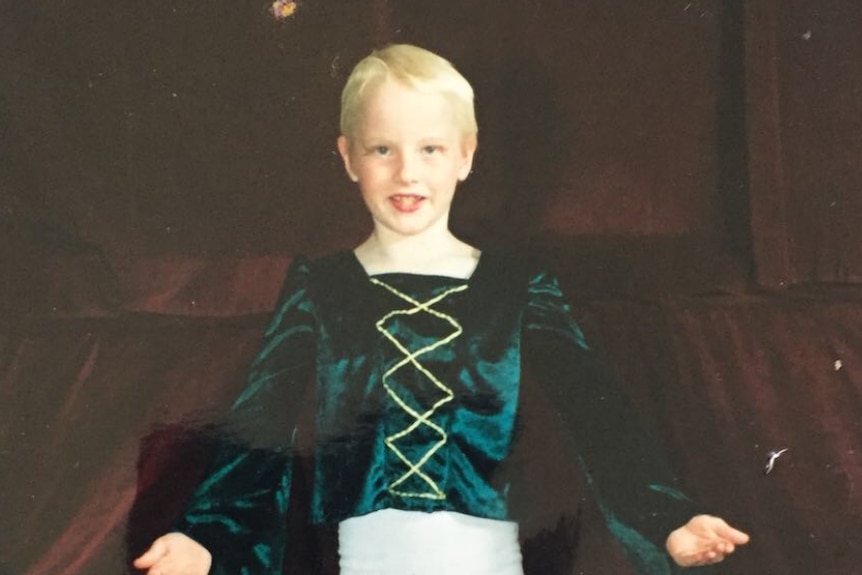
373;146;389;155
422;145;441;154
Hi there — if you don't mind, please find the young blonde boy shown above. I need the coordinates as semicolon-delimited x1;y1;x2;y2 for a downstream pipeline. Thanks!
135;43;748;575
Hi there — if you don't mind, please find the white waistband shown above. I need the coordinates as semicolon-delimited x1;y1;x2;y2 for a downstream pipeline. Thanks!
338;509;524;575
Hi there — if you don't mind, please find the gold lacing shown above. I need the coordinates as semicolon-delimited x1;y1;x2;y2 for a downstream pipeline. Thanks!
370;277;468;500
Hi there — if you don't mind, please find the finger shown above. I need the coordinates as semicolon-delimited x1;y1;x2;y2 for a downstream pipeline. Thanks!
704;555;727;566
703;549;717;561
684;544;720;565
712;520;751;544
700;548;729;565
133;539;168;569
683;552;719;567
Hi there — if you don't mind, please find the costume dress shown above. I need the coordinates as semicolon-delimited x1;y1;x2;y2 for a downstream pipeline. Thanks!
173;250;701;574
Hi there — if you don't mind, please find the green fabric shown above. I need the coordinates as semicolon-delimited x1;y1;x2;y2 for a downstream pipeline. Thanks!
173;250;699;574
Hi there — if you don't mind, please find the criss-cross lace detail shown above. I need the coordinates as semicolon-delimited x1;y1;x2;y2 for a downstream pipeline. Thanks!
370;277;468;500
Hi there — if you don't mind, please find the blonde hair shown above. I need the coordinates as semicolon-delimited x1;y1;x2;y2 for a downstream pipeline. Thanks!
340;44;477;140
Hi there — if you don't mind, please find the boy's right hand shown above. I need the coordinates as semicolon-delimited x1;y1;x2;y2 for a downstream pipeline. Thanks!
133;532;212;575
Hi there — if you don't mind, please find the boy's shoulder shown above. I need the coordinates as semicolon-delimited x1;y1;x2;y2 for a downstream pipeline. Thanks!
279;250;359;293
299;250;361;284
477;248;556;281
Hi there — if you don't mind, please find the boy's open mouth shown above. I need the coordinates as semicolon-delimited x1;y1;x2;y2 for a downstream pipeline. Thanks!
390;194;424;212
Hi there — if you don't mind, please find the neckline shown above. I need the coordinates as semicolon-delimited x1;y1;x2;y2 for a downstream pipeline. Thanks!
345;249;486;283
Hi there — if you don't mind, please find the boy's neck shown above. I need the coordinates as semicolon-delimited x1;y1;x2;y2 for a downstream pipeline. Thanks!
354;229;480;278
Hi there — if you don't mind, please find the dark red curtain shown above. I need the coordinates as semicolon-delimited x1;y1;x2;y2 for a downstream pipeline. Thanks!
746;0;862;288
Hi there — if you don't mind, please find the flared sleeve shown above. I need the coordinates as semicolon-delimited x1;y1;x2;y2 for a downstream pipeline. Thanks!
172;256;316;575
522;268;704;574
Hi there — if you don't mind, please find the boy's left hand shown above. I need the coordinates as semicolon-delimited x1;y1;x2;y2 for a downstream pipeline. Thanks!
665;514;750;567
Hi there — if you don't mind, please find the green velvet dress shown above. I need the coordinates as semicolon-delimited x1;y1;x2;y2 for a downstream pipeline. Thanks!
173;250;701;574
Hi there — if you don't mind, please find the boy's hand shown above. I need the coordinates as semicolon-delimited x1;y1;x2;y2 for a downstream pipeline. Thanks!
133;532;212;575
665;514;750;567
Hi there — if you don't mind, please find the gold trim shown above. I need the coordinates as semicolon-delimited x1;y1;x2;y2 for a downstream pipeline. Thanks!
370;278;468;500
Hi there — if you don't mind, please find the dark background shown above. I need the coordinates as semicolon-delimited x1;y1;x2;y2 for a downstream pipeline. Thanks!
2;1;862;573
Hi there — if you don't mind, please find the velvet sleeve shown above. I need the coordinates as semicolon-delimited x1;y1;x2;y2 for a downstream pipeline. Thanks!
522;268;706;574
172;256;316;575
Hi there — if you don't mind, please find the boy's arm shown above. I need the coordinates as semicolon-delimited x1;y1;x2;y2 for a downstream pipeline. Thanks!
522;268;742;573
523;326;695;571
166;256;316;575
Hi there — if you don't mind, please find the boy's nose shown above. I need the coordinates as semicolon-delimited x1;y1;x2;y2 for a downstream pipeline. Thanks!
395;153;420;184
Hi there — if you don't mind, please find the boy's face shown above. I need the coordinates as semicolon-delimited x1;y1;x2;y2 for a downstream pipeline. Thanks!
337;80;476;240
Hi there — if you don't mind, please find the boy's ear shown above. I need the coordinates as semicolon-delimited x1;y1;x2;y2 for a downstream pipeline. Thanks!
457;135;478;182
337;136;359;182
